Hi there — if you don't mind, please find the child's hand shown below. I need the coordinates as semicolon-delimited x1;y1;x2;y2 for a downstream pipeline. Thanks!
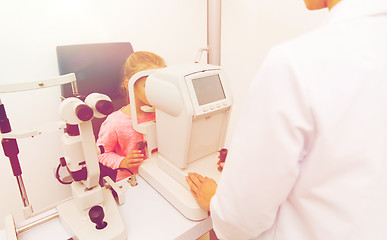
217;148;227;172
119;150;145;169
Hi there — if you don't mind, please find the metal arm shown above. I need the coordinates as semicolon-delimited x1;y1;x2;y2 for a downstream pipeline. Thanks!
0;73;78;220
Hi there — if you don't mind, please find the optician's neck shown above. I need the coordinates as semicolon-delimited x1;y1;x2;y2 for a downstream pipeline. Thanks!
328;0;342;10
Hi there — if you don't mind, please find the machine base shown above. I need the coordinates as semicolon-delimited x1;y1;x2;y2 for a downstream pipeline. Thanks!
56;187;127;240
139;152;221;221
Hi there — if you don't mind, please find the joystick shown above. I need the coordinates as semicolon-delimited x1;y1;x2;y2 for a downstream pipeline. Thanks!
89;205;108;230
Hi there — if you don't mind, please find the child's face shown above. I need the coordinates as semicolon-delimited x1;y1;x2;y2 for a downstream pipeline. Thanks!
134;76;150;106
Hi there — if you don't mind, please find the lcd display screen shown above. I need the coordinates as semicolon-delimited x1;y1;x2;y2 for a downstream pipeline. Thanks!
192;74;226;106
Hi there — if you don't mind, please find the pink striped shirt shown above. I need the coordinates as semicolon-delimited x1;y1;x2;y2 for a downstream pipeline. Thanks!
96;108;155;181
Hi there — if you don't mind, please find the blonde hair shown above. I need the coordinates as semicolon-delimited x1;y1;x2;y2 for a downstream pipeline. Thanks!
122;51;166;91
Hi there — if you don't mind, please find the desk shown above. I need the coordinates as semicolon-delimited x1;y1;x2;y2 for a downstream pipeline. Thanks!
0;176;212;240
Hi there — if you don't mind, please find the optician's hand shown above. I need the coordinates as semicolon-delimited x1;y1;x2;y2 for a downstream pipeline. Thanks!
186;172;217;211
119;150;145;169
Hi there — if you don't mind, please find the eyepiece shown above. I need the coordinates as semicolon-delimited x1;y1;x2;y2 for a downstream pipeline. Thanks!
75;104;94;122
95;100;114;116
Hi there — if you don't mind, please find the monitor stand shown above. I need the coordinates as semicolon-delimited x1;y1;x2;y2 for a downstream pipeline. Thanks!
138;152;221;221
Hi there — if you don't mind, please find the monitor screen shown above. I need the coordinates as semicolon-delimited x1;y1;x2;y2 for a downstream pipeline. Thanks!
192;74;226;106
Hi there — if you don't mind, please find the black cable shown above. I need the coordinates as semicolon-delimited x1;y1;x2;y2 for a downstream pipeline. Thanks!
55;162;73;185
116;168;134;176
55;158;133;185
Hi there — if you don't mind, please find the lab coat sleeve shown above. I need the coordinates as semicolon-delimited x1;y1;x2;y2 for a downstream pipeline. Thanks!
96;119;125;170
210;46;315;239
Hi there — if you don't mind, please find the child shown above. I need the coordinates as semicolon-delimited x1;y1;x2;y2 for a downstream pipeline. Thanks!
97;51;166;181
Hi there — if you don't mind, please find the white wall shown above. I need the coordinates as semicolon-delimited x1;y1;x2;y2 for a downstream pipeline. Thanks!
0;0;206;229
222;0;329;140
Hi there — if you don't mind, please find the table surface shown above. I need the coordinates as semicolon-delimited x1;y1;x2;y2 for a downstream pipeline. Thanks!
0;176;212;240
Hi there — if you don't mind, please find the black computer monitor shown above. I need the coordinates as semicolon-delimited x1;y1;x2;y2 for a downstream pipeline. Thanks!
57;42;133;139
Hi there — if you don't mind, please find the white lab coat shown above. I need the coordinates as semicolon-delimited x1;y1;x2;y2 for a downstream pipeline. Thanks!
211;0;387;239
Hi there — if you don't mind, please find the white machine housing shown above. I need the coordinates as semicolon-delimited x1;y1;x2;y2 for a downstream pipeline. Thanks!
57;94;127;240
1;75;126;240
145;64;232;169
129;64;232;221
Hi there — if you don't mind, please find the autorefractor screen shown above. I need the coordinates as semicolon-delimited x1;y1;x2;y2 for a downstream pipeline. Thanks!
192;74;226;106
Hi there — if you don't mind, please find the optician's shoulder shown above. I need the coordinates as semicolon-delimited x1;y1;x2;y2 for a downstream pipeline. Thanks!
272;2;387;62
267;13;387;71
257;21;362;92
269;23;347;64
